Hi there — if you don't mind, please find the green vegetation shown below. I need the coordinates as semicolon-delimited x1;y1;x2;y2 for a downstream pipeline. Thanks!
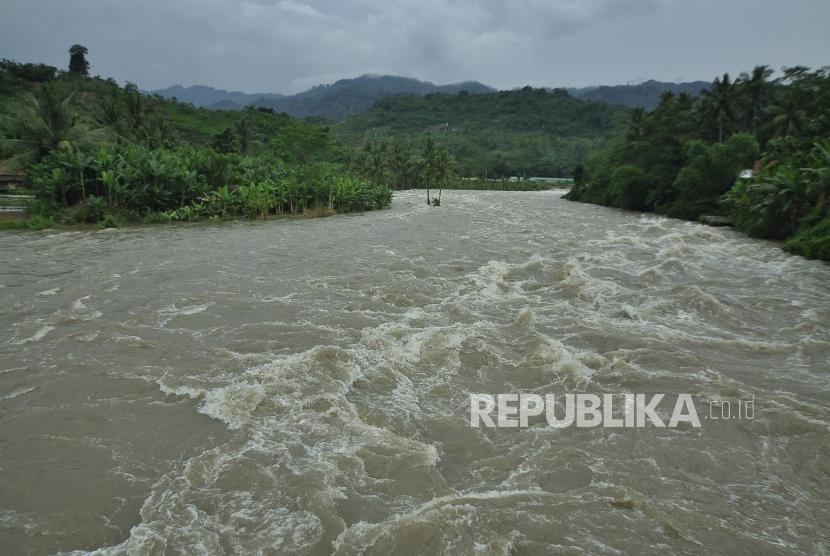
336;87;627;179
352;137;454;205
153;74;494;118
566;66;830;261
0;50;392;228
568;79;710;109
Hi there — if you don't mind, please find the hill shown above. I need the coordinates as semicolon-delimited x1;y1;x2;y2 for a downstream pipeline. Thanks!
152;75;494;120
335;87;628;177
0;59;395;228
568;79;710;108
148;84;284;108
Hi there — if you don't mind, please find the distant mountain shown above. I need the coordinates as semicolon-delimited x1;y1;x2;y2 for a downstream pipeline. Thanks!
152;75;494;120
149;84;283;107
568;80;710;109
152;76;707;120
251;75;494;121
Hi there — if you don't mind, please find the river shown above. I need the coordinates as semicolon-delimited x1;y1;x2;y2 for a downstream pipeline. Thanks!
0;190;828;555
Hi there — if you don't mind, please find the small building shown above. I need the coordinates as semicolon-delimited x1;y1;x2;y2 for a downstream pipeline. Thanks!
0;164;25;192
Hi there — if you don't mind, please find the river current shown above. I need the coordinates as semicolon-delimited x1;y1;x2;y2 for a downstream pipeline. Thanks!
0;190;828;554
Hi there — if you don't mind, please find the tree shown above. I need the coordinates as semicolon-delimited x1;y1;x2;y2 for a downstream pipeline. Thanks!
68;45;90;76
5;83;104;162
701;73;738;143
738;65;773;132
234;117;255;154
98;91;127;143
0;59;57;83
212;127;237;154
388;144;407;189
432;146;455;205
627;107;645;140
769;95;807;138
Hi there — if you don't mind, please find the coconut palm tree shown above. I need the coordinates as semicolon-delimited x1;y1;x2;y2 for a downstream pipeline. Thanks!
769;95;807;137
433;147;455;206
388;144;407;189
98;92;128;143
5;83;105;163
701;73;738;143
738;65;773;132
627;107;646;140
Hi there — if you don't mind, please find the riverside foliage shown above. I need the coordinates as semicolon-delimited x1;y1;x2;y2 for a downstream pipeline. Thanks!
0;52;392;228
336;86;627;178
565;66;830;260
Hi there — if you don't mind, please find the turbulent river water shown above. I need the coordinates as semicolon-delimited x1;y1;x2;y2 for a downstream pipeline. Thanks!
0;190;828;555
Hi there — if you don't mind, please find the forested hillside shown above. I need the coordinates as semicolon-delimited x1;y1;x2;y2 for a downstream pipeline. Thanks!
569;79;710;108
153;74;494;120
0;52;391;228
336;87;628;177
565;66;830;260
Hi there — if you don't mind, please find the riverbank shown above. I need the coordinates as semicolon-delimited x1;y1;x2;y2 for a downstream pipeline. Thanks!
0;204;356;231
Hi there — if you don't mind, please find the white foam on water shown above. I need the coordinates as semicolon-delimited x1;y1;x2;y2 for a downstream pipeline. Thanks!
199;382;267;430
0;385;36;402
15;324;55;345
12;191;829;555
36;287;60;296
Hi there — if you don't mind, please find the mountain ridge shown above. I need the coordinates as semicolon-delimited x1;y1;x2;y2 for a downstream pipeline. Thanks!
567;79;710;108
151;74;494;120
150;75;710;120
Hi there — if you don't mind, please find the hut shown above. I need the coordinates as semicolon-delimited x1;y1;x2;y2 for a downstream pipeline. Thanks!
0;163;25;192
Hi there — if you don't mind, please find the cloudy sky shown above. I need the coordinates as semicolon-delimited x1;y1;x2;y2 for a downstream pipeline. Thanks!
1;0;828;93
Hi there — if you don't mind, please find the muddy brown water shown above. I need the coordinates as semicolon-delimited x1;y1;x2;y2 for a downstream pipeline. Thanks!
0;190;828;554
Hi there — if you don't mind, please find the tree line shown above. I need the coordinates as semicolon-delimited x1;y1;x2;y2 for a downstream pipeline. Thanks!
0;47;393;228
353;136;455;205
565;65;830;260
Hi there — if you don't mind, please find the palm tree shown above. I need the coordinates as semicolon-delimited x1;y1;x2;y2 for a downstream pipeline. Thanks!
627;107;646;140
388;144;407;189
234;117;255;154
124;85;147;136
433;147;455;206
98;92;128;143
701;73;738;143
5;83;104;163
738;65;773;132
404;156;424;190
769;95;807;137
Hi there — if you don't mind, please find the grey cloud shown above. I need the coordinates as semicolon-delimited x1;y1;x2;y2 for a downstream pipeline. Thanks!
0;0;828;93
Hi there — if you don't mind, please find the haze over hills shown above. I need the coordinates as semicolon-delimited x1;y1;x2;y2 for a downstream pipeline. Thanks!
148;84;284;108
152;75;494;120
151;75;711;120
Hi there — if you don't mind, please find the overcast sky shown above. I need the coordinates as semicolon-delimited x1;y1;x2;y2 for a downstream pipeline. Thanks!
1;0;828;94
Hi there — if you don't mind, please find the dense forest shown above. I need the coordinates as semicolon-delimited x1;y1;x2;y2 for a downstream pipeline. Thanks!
2;49;828;261
567;79;710;109
0;49;393;228
565;65;830;260
335;87;628;178
153;75;494;117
